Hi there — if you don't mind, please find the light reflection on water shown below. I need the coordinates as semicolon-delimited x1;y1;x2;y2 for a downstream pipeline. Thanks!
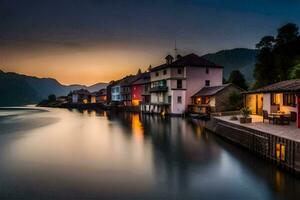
0;108;299;199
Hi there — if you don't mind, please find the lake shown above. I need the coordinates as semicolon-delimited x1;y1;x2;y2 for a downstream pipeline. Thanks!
0;107;299;199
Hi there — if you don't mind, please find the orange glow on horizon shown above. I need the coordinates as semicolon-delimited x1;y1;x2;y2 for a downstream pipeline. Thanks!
1;44;167;85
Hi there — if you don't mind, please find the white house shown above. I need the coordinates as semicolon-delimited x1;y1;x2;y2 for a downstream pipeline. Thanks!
147;53;223;115
244;79;300;128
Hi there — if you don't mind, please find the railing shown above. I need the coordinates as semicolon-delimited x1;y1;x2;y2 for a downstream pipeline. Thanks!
150;86;168;92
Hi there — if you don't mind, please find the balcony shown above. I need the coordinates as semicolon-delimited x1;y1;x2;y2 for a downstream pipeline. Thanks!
150;86;168;93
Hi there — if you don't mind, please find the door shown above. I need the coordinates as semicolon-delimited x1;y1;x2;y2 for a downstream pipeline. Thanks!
256;94;263;115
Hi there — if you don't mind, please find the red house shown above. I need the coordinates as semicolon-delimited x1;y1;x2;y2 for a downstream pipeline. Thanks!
130;72;150;106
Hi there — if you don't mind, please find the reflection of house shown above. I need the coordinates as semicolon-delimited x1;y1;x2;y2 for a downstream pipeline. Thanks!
244;79;300;128
71;89;90;104
189;83;244;114
148;53;223;115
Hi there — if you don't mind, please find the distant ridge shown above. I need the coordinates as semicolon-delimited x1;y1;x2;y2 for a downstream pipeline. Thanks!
202;48;258;82
0;70;107;106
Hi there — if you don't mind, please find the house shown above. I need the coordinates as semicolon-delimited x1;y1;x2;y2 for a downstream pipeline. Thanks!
244;79;300;128
106;81;115;103
130;72;150;107
148;53;223;115
111;81;121;103
189;83;244;114
91;88;107;103
97;88;107;103
120;75;137;106
71;89;90;104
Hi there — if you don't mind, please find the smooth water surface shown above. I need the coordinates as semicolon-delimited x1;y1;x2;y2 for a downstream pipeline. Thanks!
0;108;299;199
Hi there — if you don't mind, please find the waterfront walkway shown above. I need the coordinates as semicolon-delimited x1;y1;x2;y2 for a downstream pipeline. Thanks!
214;115;300;142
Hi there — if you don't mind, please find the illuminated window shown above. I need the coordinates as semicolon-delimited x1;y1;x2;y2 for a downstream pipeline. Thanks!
91;97;96;103
271;93;281;105
132;99;140;106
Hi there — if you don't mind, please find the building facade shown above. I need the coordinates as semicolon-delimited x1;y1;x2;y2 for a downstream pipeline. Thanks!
71;89;90;104
189;83;244;114
244;79;300;128
147;53;223;115
130;72;150;107
111;84;121;102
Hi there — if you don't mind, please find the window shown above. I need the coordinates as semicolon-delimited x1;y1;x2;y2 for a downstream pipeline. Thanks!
205;80;210;87
177;80;182;89
177;96;182;103
177;68;182;74
206;67;209;74
155;71;159;76
168;96;171;103
271;93;280;105
163;69;167;75
283;93;296;107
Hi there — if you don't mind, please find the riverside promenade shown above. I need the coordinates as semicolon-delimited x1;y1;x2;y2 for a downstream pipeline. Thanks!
205;115;300;173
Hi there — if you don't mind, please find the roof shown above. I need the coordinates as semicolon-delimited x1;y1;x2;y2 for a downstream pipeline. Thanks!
131;72;150;85
244;79;300;94
151;53;222;72
192;84;240;97
72;89;90;95
119;75;137;87
91;88;107;96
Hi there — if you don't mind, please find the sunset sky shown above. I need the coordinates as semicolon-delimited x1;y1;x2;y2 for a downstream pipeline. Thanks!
1;0;300;85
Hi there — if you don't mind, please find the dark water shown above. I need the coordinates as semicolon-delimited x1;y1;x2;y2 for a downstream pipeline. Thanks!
0;108;299;199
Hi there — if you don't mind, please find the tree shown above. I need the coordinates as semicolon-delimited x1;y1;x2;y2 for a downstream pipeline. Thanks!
256;36;275;50
253;47;278;88
48;94;56;102
137;68;142;74
276;23;299;46
253;23;300;87
228;91;243;111
227;70;248;90
289;63;300;79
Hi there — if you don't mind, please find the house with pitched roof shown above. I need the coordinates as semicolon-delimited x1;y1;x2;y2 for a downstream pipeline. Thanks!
244;79;300;128
130;72;150;107
189;83;244;114
148;53;223;115
71;89;90;104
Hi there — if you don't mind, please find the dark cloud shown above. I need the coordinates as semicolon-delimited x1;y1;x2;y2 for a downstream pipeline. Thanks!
1;0;300;53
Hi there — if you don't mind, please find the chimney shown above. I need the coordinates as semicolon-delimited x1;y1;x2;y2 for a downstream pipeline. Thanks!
165;54;174;65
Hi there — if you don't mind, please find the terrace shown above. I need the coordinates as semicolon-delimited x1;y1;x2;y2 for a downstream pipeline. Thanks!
214;114;300;142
